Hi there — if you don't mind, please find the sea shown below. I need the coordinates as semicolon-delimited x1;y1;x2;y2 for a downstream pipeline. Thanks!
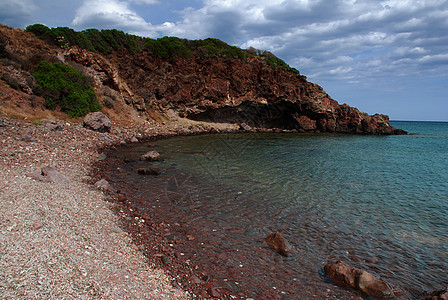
103;121;448;299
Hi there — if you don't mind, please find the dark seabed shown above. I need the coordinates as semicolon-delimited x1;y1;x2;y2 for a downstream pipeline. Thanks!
103;121;448;298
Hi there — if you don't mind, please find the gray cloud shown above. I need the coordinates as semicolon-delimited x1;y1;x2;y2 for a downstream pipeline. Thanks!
0;0;37;28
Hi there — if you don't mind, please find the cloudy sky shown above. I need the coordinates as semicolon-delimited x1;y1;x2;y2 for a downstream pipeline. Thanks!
1;0;447;121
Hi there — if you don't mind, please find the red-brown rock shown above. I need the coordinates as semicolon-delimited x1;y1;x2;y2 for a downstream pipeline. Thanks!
324;260;395;299
265;232;294;256
83;112;111;133
140;151;161;161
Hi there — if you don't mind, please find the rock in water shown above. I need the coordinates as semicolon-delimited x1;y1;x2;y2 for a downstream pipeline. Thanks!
137;167;161;175
140;151;161;161
324;260;394;299
265;232;294;255
83;112;111;133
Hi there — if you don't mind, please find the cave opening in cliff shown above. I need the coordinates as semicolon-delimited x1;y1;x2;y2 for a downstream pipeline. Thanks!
187;101;300;129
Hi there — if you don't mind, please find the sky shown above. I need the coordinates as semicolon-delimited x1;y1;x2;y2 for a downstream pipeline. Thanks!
1;0;447;121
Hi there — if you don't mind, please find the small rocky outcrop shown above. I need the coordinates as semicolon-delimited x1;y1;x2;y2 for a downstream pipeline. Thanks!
83;112;111;133
140;151;161;161
265;232;294;256
28;166;71;185
324;260;395;299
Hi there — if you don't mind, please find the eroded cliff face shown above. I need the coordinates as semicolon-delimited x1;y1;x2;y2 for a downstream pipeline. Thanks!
0;25;405;134
100;51;405;134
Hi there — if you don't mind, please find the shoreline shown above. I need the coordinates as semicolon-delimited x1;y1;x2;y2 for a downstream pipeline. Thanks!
2;116;444;299
0;113;295;299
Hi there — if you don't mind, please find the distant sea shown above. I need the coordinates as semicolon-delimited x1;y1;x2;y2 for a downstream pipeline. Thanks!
105;121;448;298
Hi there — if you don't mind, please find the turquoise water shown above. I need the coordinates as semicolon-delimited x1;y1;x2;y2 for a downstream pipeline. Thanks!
108;121;448;298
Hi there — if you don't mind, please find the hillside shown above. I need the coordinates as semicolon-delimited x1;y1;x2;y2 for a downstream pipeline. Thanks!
0;24;406;134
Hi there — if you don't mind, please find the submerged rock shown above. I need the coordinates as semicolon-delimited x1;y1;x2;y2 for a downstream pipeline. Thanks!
137;167;161;175
324;260;394;299
265;232;294;256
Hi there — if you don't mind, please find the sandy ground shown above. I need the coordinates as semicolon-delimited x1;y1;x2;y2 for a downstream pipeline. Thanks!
0;117;190;299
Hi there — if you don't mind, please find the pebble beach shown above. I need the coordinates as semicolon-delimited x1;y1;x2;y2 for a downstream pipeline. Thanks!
0;117;189;299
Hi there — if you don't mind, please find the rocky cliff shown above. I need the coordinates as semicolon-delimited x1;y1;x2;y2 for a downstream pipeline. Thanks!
0;24;406;134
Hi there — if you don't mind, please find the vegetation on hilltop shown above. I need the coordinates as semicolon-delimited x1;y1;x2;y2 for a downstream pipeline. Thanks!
25;24;299;74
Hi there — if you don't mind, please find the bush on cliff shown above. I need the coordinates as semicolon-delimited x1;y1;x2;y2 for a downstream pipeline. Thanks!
191;38;247;60
32;61;101;118
26;25;142;55
145;36;192;59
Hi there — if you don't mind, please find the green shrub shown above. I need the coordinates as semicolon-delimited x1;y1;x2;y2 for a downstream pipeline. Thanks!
144;36;192;59
32;61;101;118
193;38;246;60
82;29;111;54
25;24;54;43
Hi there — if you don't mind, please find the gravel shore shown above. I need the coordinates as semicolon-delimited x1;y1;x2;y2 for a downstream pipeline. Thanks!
0;117;189;299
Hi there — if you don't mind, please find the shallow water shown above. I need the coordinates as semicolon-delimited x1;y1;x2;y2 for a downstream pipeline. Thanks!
105;121;448;298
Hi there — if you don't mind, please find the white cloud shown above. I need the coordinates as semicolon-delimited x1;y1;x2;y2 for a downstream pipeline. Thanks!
68;0;448;82
72;0;157;36
129;0;158;4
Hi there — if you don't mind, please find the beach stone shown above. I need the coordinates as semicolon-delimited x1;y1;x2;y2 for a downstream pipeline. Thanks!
83;112;111;133
140;150;161;161
324;260;394;299
19;129;34;142
41;166;71;184
137;167;161;175
190;275;202;284
94;179;115;192
265;232;294;256
42;118;64;131
161;255;172;265
239;123;252;131
29;166;71;185
207;286;221;298
130;137;139;143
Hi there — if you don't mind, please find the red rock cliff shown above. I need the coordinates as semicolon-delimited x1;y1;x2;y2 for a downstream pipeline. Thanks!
1;24;406;134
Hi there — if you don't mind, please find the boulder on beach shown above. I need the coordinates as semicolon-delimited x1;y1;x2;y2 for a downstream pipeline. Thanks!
140;150;161;161
324;260;394;299
28;166;71;185
265;232;294;256
83;112;111;133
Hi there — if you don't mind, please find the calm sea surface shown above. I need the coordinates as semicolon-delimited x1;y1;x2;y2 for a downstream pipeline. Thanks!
106;121;448;298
